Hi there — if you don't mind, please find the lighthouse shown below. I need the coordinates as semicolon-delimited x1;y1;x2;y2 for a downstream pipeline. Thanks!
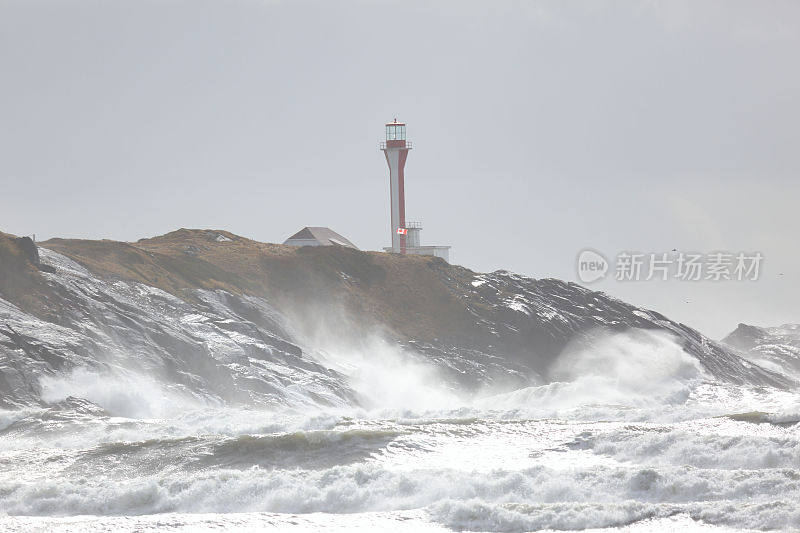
381;119;411;253
380;119;451;262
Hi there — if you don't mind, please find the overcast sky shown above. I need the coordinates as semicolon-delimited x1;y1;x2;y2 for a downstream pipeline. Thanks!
1;0;798;338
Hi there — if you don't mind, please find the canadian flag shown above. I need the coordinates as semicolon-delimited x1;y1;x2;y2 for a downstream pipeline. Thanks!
396;227;408;235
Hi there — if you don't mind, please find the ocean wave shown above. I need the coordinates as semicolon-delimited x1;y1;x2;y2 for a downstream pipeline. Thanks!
569;421;800;470
470;380;800;425
428;499;669;531
0;509;444;533
203;428;407;469
1;427;408;483
428;498;800;531
472;330;710;423
2;461;800;527
766;404;800;426
2;372;800;531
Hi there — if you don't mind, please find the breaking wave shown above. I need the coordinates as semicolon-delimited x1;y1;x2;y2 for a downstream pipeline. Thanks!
3;459;800;529
2;327;799;531
39;368;211;419
567;422;800;470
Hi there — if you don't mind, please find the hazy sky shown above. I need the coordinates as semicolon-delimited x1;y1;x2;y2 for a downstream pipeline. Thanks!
1;0;798;338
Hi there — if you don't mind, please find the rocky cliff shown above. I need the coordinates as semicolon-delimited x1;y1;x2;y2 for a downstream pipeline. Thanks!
723;323;800;380
0;229;792;409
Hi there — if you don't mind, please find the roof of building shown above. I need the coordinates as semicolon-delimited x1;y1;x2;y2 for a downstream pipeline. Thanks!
283;227;358;249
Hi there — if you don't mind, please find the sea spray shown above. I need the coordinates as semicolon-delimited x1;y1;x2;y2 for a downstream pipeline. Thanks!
39;367;209;419
549;329;706;402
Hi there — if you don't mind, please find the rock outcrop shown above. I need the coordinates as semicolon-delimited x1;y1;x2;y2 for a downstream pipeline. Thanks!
722;323;800;380
0;228;793;409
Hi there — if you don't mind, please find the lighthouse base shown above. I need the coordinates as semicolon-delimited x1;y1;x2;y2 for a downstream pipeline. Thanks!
383;245;451;263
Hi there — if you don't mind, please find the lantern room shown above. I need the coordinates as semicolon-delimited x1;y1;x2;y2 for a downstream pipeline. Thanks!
385;120;406;141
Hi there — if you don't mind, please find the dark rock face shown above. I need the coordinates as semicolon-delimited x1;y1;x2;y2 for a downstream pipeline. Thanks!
0;248;359;410
722;323;768;352
419;271;794;389
11;236;55;273
13;237;39;264
722;323;800;379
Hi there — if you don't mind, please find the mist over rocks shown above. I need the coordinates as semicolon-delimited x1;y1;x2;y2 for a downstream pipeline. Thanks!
0;228;793;410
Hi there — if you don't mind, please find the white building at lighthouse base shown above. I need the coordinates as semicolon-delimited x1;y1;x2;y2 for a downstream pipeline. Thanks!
383;245;451;262
382;221;450;262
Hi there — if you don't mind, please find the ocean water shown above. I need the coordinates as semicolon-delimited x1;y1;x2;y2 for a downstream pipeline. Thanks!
1;328;798;531
1;367;799;532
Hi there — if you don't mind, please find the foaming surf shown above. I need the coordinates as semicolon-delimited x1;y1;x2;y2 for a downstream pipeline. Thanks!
0;329;798;531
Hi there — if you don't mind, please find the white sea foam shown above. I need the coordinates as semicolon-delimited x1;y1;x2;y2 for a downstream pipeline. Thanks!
571;421;800;470
2;393;799;530
474;330;711;423
3;323;799;531
39;367;208;419
548;329;706;401
428;499;800;531
304;334;463;411
3;451;800;523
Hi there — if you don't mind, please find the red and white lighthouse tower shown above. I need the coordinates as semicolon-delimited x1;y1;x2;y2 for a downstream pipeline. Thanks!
380;119;451;262
381;119;411;253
